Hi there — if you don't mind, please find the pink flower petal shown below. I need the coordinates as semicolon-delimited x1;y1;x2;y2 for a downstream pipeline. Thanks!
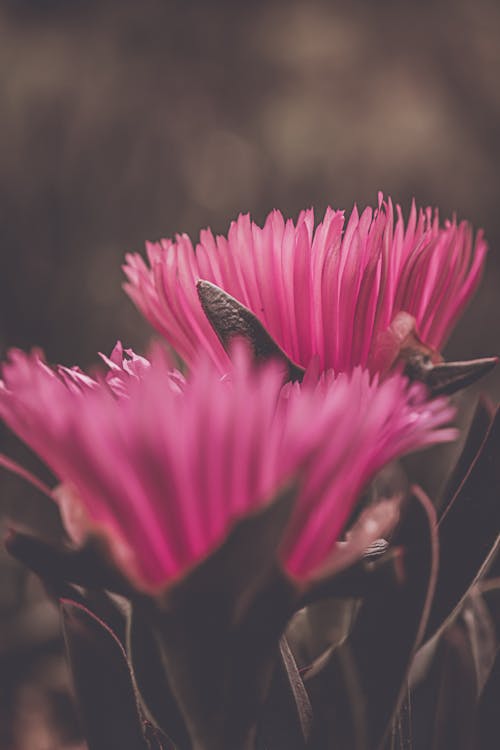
124;197;487;376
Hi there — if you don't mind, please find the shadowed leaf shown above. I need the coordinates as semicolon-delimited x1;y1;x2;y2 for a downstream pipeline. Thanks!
257;636;313;749
288;599;360;680
439;396;495;517
304;636;367;750
61;599;152;750
128;606;191;750
425;407;500;641
401;584;498;750
305;487;438;750
298;546;403;608
403;353;498;396
5;529;134;595
480;577;500;641
299;497;402;607
139;483;299;750
462;588;498;696
197;280;305;380
410;617;479;750
477;577;500;749
478;652;500;750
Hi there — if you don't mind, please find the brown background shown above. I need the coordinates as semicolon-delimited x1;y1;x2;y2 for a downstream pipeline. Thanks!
1;1;499;747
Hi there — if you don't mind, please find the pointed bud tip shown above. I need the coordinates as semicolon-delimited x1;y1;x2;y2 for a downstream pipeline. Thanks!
196;278;219;297
427;355;498;396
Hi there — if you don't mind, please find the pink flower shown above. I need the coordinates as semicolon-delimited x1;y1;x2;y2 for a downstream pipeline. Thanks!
123;194;486;375
0;344;456;592
55;341;153;396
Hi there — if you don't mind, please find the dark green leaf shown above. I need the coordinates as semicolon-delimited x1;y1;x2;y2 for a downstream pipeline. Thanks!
439;396;494;517
425;407;500;640
128;606;191;750
414;618;479;750
46;579;129;649
480;576;500;641
61;599;152;750
257;636;313;749
299;543;403;610
462;588;497;696
5;529;134;596
400;583;498;750
304;635;367;750
139;484;299;750
291;598;359;668
478;652;500;750
305;487;438;750
298;497;401;607
478;577;500;749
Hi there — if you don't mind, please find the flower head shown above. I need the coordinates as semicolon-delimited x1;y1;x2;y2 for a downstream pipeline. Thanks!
0;343;456;591
124;194;486;376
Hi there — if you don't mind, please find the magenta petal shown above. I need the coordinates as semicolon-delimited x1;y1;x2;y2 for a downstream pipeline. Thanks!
124;197;487;377
1;343;457;592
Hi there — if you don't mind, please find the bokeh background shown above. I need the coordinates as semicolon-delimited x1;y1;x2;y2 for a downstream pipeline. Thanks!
1;1;499;747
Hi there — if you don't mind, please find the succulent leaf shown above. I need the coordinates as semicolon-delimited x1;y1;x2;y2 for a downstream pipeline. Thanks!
304;487;438;750
425;407;500;641
197;280;305;381
61;599;153;750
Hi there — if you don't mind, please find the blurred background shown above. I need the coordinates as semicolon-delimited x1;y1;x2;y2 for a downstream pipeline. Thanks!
0;0;499;747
